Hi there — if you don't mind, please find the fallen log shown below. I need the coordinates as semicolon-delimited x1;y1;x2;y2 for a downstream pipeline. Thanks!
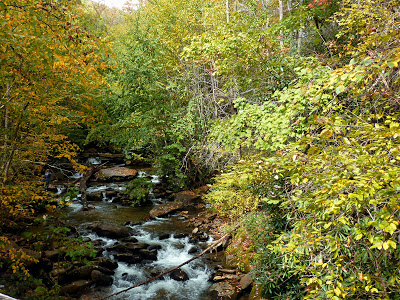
99;223;241;300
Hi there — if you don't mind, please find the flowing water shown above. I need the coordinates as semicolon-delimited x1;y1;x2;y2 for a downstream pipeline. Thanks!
61;171;212;300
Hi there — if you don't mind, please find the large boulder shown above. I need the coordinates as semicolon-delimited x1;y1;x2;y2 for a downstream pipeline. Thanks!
95;257;118;270
173;191;201;204
208;282;238;300
86;191;103;202
139;249;158;261
91;224;132;239
60;280;92;296
65;265;95;281
240;274;253;290
107;242;150;254
91;270;113;286
149;201;186;218
170;268;189;281
94;167;138;182
113;253;142;264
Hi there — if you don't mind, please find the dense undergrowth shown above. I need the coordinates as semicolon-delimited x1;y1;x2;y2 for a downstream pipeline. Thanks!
205;1;400;298
1;0;400;298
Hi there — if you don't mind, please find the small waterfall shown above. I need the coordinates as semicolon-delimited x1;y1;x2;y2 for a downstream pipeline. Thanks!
87;157;102;165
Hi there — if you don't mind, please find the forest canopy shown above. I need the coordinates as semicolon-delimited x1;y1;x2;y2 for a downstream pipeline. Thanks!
1;0;400;299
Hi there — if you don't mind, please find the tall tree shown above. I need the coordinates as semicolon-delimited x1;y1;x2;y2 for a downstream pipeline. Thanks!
0;0;107;183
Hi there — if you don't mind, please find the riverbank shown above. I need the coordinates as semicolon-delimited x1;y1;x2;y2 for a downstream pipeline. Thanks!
0;155;254;300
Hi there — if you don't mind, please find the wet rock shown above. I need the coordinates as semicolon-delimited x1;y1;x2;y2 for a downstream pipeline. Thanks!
188;246;199;254
174;233;187;239
240;274;253;290
114;253;142;264
91;224;132;239
107;242;150;254
87;191;103;202
61;280;92;296
148;245;162;251
208;282;238;300
149;201;186;218
173;190;201;204
91;270;113;286
120;236;139;243
65;265;95;282
91;239;104;247
170;268;189;281
124;221;142;226
94;167;138;182
49;266;69;283
105;190;118;198
189;236;198;243
96;265;115;276
94;246;104;257
95;257;118;270
139;249;158;260
192;227;199;234
198;233;209;242
111;196;121;203
43;247;66;261
159;234;170;240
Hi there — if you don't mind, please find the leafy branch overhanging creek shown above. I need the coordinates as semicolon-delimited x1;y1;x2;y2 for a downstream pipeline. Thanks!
1;0;400;299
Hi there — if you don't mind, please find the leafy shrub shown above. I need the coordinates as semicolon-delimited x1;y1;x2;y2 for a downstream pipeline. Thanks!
124;177;152;206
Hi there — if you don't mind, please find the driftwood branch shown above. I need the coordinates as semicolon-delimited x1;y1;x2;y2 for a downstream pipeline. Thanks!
100;223;241;300
20;160;76;176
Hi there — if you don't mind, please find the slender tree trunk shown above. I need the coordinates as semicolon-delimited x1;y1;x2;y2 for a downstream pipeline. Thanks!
2;102;29;184
279;0;284;47
297;0;303;54
297;28;303;54
4;106;8;160
226;0;230;23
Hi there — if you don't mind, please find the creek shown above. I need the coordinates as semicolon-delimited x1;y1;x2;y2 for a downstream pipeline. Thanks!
59;164;213;300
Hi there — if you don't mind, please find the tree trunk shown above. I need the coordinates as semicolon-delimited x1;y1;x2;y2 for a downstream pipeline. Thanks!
226;0;230;23
4;106;8;161
2;102;29;184
297;28;303;54
77;166;99;210
297;0;303;54
279;0;284;47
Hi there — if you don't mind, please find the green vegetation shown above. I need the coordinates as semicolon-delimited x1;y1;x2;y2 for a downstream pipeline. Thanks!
124;176;151;206
1;0;399;298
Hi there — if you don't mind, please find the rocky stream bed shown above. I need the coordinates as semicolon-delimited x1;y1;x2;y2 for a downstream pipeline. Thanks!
2;153;253;300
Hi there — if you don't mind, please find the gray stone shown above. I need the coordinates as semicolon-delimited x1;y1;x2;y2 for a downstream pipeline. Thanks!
239;274;253;290
94;167;138;182
170;268;189;281
91;270;113;286
149;201;186;218
60;280;92;296
139;249;158;260
208;282;238;300
91;224;132;239
114;253;142;264
95;257;118;270
107;242;150;254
